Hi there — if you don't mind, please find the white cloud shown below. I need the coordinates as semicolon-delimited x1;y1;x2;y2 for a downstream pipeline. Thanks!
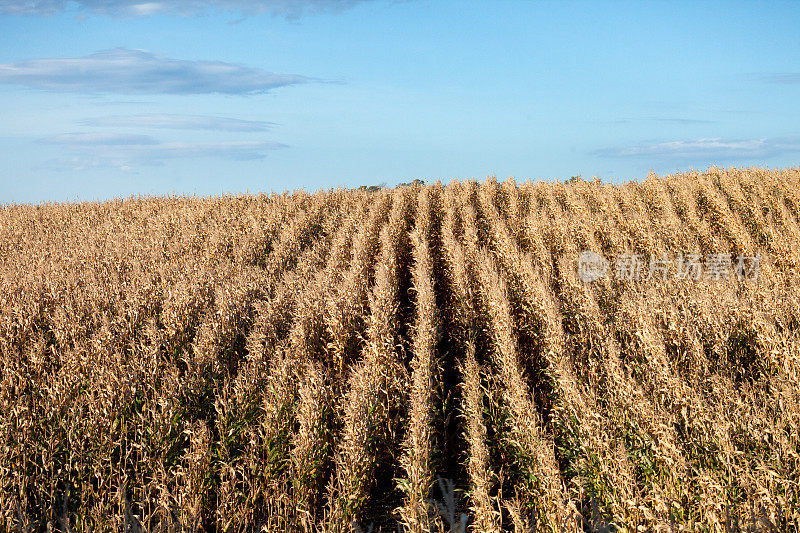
81;114;273;131
597;137;800;161
42;132;285;171
0;0;370;17
0;48;307;94
140;140;285;160
762;73;800;85
609;117;715;125
42;132;160;145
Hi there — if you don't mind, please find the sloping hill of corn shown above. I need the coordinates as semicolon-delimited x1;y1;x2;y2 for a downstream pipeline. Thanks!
2;167;800;531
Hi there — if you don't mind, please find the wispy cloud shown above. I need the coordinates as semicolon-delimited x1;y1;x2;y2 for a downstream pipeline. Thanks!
597;137;800;160
0;48;307;94
41;131;285;170
609;117;716;125
0;0;370;18
761;73;800;85
81;114;274;132
42;132;160;145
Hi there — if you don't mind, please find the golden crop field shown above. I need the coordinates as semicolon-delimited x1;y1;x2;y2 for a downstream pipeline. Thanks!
2;167;800;532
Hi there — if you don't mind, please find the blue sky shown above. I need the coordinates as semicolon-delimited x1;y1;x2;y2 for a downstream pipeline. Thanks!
0;0;798;203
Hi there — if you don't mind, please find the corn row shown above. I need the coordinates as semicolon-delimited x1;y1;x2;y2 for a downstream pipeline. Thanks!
327;190;411;529
398;187;439;531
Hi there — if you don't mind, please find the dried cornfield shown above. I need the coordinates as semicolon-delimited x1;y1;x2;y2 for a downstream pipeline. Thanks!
2;167;800;532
